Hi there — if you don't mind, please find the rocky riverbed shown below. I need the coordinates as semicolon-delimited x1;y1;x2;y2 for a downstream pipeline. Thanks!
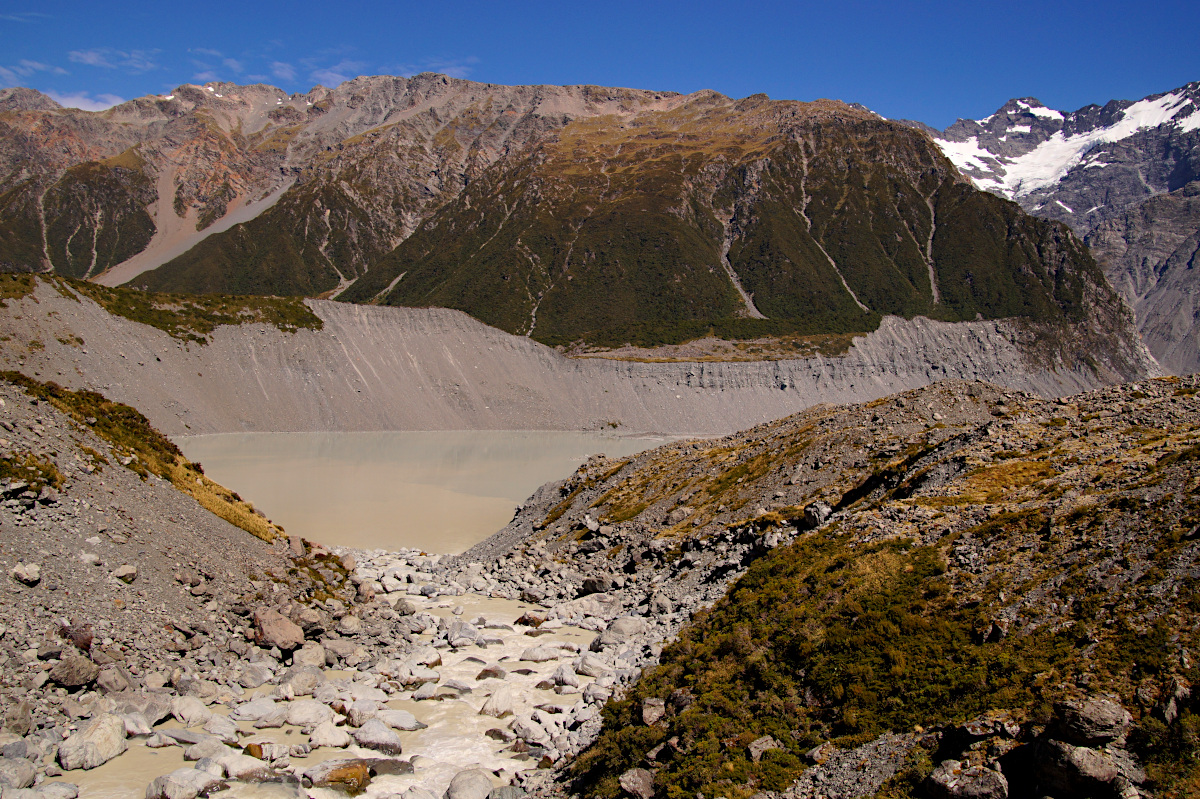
0;372;771;799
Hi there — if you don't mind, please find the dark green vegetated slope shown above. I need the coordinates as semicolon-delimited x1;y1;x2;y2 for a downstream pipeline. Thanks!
0;149;155;277
132;194;345;296
43;150;157;278
0;180;45;272
346;96;1103;348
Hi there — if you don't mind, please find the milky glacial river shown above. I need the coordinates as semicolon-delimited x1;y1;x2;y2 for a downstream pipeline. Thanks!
174;431;669;553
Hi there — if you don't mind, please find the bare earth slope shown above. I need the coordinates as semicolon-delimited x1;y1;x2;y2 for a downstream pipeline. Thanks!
0;280;1155;437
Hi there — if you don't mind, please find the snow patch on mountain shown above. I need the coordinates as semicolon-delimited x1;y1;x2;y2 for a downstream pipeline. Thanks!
938;89;1200;199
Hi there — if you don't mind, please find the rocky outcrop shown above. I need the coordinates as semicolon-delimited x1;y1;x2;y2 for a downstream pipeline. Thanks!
1087;180;1200;374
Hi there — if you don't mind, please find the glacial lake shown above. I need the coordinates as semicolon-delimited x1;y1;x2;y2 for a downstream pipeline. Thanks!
174;431;671;554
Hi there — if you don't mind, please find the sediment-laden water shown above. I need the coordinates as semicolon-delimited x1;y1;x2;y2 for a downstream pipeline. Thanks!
176;431;668;553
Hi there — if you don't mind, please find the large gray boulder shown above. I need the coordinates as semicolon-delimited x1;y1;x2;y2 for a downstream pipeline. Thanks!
376;709;426;731
144;767;226;799
352;719;404;756
591;616;647;650
285;699;334;727
443;769;493;799
1036;740;1120;796
618;768;655;799
480;685;518;719
307;720;352;749
57;714;127;770
1051;696;1133;745
0;756;37;789
170;697;213;728
402;788;439;799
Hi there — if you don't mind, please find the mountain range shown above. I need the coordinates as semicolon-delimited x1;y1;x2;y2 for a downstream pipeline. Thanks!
925;82;1200;373
0;75;1194;373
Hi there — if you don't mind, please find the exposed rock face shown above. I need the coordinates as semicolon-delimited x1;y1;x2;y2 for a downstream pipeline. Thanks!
932;82;1200;233
929;81;1200;374
0;77;678;289
1086;181;1200;374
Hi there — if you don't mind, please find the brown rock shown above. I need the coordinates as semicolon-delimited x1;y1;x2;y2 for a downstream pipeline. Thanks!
3;701;32;735
304;758;372;793
60;621;93;652
253;608;305;651
50;654;100;687
515;611;546;628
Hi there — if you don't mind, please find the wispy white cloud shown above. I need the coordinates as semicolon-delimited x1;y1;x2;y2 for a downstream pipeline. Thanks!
68;48;159;73
191;47;224;58
394;56;480;80
0;58;67;87
309;59;366;87
45;90;125;111
0;11;48;23
271;61;296;81
192;70;219;82
222;58;244;74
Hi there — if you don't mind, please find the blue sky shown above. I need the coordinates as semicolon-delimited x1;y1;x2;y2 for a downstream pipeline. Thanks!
2;0;1198;128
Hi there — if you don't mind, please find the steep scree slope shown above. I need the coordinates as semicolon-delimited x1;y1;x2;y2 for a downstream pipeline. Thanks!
0;278;1154;437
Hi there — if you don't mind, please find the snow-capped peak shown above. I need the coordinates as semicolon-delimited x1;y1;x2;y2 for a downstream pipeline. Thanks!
936;86;1200;200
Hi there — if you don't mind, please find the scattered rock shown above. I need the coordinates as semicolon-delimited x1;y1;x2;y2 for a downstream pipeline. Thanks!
11;563;40;586
747;735;780;763
49;654;99;688
308;721;352;749
443;768;494;799
927;760;1008;799
0;756;37;789
481;685;519;718
618;767;655;799
145;767;226;799
253;609;304;651
304;758;372;793
641;698;666;726
352;719;404;756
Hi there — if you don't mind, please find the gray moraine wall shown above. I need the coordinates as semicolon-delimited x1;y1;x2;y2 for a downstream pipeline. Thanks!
0;282;1149;437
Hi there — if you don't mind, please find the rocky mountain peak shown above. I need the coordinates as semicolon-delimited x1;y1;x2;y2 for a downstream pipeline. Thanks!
928;80;1200;376
0;87;61;112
